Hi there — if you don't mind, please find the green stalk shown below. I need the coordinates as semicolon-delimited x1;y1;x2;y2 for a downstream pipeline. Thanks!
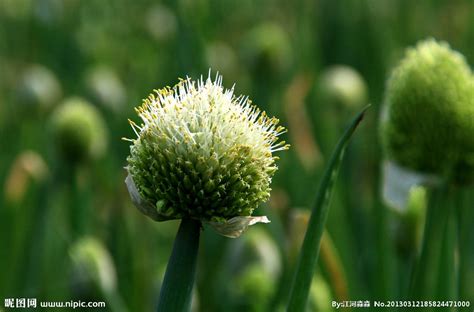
374;197;394;300
410;184;452;300
69;166;90;239
457;187;474;304
286;106;369;312
157;218;201;312
436;200;456;304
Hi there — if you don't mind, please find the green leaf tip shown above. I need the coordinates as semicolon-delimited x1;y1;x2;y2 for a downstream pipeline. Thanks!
286;105;370;312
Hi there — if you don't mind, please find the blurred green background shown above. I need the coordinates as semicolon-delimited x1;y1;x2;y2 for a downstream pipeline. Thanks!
1;0;473;311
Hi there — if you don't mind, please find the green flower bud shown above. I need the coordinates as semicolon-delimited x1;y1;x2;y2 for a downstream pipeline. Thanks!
70;237;117;296
235;264;275;312
228;228;280;310
125;74;288;235
145;4;177;42
317;65;367;111
16;64;62;111
382;39;474;184
241;22;292;76
230;227;281;276
85;66;126;113
51;97;108;163
206;42;239;80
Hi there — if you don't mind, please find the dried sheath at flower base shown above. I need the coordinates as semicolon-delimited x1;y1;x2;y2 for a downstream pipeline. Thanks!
125;74;288;237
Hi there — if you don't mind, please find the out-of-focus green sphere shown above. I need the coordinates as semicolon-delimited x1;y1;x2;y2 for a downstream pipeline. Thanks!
16;64;62;111
235;264;274;312
317;65;367;111
70;237;117;296
85;66;126;113
145;4;177;42
50;97;108;163
382;39;474;184
206;42;238;77
241;22;292;76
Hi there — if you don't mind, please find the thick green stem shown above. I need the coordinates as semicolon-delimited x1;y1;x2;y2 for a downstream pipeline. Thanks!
410;184;452;300
69;166;90;239
436;204;456;306
457;188;474;304
157;218;201;312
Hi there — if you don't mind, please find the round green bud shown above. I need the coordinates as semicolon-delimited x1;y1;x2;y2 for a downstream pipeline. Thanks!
229;227;281;276
125;74;288;224
85;66;126;113
70;237;117;295
206;42;238;79
235;264;274;311
382;39;474;184
317;65;367;111
16;64;62;111
241;22;292;76
51;97;108;163
145;4;177;42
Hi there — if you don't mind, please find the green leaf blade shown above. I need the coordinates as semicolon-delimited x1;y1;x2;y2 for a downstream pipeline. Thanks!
286;105;370;312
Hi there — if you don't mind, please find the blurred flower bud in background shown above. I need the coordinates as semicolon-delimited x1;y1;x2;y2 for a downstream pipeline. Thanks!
69;237;117;298
229;228;280;312
205;42;238;79
85;66;126;114
316;65;367;112
4;150;49;204
50;97;108;164
230;228;281;277
234;264;274;312
241;22;292;77
145;4;177;42
309;65;367;155
16;64;62;112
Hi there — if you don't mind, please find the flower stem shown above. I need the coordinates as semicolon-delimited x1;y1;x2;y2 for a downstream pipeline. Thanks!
157;218;201;312
410;184;452;300
457;187;474;303
436;201;456;302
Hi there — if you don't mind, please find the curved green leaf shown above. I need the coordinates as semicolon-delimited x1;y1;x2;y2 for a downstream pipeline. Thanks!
287;105;370;312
